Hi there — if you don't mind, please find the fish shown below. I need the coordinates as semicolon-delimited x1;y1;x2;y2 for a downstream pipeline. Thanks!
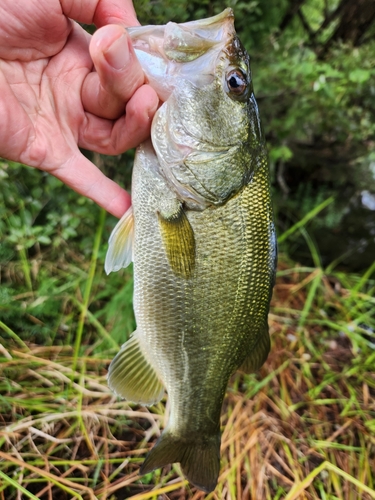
105;8;277;493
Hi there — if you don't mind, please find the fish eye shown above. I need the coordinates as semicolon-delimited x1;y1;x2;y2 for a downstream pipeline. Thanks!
226;69;248;97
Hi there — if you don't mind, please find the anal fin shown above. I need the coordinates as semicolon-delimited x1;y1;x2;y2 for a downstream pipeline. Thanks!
107;331;164;406
239;324;270;373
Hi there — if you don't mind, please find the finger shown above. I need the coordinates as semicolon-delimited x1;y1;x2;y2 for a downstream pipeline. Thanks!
79;83;159;154
94;0;140;27
52;151;131;218
60;0;140;27
82;24;146;119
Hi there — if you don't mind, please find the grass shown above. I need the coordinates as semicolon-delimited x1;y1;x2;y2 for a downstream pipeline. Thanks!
1;162;375;499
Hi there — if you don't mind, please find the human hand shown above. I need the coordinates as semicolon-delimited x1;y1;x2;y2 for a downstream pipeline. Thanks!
0;0;159;217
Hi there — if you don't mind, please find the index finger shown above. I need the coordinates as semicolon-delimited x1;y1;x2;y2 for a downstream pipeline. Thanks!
51;150;131;218
60;0;140;27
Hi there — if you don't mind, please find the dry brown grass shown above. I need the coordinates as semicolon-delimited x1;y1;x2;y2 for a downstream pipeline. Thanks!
1;260;375;499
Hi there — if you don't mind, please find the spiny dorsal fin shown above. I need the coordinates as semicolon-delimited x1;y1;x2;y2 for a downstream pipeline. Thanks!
107;330;165;406
239;324;270;374
158;201;195;279
105;205;134;275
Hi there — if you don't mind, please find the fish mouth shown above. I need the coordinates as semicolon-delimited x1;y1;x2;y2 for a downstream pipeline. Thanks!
128;9;236;101
128;8;235;54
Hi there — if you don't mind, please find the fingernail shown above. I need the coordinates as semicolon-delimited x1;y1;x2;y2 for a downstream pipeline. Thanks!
104;34;130;70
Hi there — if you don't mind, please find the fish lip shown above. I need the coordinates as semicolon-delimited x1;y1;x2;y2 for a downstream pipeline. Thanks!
128;8;236;57
128;8;234;38
184;7;234;25
128;9;236;102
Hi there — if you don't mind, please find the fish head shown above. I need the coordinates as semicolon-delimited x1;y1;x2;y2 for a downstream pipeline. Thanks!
129;9;265;209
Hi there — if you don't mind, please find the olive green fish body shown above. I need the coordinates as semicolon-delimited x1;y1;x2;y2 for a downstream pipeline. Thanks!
105;9;276;493
130;142;274;491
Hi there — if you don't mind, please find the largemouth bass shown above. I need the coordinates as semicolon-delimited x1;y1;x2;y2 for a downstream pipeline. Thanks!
105;8;277;493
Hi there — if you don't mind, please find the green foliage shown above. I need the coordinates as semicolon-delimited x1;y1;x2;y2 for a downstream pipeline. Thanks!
0;160;134;352
0;161;100;255
257;40;375;150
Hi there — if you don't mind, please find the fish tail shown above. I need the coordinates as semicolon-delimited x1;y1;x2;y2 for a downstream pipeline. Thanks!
140;430;221;493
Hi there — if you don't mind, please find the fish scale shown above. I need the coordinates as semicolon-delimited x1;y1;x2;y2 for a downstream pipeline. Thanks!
105;8;276;493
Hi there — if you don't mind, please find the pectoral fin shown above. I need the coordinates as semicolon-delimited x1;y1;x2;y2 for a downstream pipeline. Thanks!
239;325;270;373
105;206;134;275
158;201;195;279
107;331;165;406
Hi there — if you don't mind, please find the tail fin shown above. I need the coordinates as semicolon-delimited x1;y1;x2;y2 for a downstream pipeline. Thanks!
140;430;221;493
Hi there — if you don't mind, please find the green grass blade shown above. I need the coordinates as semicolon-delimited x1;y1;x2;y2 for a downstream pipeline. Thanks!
0;452;86;500
285;461;375;500
246;359;290;398
18;245;33;292
70;296;119;349
72;207;106;372
0;320;29;350
353;259;375;293
0;470;40;500
299;227;322;269
298;269;323;330
278;196;334;244
125;480;188;499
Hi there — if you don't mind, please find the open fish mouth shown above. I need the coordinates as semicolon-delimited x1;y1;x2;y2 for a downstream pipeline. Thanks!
128;8;236;102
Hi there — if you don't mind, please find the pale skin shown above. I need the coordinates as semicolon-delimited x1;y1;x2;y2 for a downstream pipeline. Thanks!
0;0;159;218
